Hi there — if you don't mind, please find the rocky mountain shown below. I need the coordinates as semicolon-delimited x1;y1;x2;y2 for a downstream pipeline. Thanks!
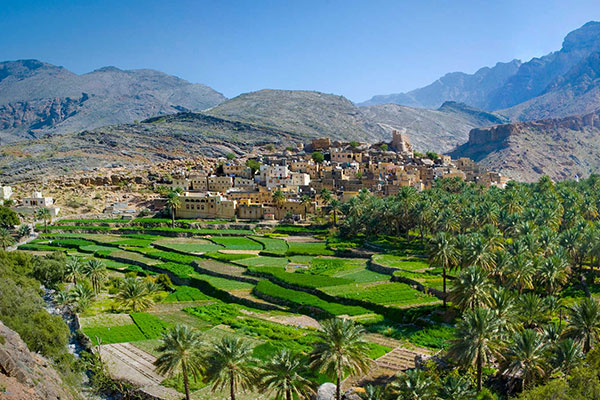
359;60;522;109
361;21;600;121
0;321;77;400
0;60;226;143
205;89;388;143
450;109;600;182
360;101;507;153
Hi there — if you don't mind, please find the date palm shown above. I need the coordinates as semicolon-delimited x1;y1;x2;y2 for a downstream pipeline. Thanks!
116;277;154;312
447;308;501;392
68;283;95;312
260;349;314;400
428;232;459;307
84;259;107;295
300;195;312;220
0;228;14;250
204;336;257;400
464;235;496;272
538;254;570;295
309;318;371;400
154;325;204;400
490;287;518;336
567;297;600;353
448;266;494;311
552;338;583;375
437;375;475;400
506;254;536;294
518;293;548;329
165;191;181;228
389;369;437;400
17;224;31;238
65;256;84;284
35;207;51;233
359;384;384;400
500;329;548;391
329;199;341;226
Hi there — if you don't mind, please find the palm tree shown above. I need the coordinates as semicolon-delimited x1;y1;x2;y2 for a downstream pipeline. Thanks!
154;325;204;400
537;254;570;295
464;235;496;272
500;329;548;391
448;266;494;311
17;224;31;238
54;290;71;311
35;207;51;233
389;369;437;400
309;318;371;400
437;375;475;400
116;277;154;312
447;308;501;392
84;259;107;295
428;232;459;307
260;349;314;400
518;293;548;329
165;191;181;228
68;283;95;312
204;336;257;400
359;384;385;400
506;254;536;294
0;228;14;250
567;297;600;353
320;189;332;206
300;195;312;220
65;257;84;284
490;287;519;336
552;338;583;375
329;199;341;227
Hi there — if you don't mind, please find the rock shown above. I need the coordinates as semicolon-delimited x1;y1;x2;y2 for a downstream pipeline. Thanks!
343;388;362;400
0;321;77;400
316;382;337;400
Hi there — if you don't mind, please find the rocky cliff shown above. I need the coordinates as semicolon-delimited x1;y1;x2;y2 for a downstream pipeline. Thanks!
451;109;600;181
0;321;78;399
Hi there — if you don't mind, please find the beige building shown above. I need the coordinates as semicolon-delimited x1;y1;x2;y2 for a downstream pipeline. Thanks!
208;176;234;192
177;192;236;219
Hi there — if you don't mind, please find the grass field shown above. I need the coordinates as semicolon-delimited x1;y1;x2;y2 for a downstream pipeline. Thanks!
210;236;263;250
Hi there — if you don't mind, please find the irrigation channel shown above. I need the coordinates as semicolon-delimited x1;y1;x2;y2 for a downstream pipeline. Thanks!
44;289;114;400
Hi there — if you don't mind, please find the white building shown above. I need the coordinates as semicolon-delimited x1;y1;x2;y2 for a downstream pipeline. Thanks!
1;186;12;201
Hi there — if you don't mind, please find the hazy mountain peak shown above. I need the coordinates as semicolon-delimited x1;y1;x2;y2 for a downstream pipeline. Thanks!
562;21;600;52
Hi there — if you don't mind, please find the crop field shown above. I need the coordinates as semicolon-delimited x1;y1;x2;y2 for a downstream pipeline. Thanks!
22;218;450;397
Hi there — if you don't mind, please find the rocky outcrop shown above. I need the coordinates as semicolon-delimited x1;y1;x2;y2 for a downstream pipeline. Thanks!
316;383;337;400
0;321;77;400
451;109;600;181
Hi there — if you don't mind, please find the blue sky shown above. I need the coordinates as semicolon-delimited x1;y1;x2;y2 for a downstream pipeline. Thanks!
1;0;598;102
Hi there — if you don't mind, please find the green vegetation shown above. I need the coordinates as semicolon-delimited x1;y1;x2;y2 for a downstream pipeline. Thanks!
286;241;334;256
164;286;213;302
210;236;263;250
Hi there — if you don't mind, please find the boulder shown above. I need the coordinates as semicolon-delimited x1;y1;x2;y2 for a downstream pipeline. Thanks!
316;382;337;400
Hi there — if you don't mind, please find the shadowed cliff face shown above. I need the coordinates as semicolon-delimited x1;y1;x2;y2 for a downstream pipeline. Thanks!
0;321;77;400
451;109;600;182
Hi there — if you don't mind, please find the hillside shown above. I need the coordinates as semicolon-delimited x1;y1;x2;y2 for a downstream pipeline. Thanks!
361;101;507;153
361;21;600;120
450;109;600;182
206;89;388;143
0;60;226;142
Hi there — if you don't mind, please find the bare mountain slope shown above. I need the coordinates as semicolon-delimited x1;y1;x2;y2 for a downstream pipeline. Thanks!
0;60;226;142
450;109;600;182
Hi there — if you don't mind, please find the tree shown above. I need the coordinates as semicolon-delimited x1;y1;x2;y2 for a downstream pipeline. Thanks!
552;339;583;375
204;336;257;400
518;293;549;329
154;325;204;400
300;195;312;220
272;190;286;215
309;318;371;400
0;206;19;229
84;259;107;295
17;224;31;238
428;232;459;307
35;208;51;233
329;199;341;226
226;152;236;160
447;308;502;391
260;349;314;400
537;254;570;295
0;228;14;250
506;254;536;294
165;191;181;228
68;283;95;312
567;297;600;353
320;188;332;205
246;159;261;175
448;266;494;311
360;384;385;400
312;151;325;164
437;375;475;400
65;256;84;284
500;329;548;391
390;369;438;400
116;277;154;312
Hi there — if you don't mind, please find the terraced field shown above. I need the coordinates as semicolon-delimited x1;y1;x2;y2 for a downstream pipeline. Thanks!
18;217;450;398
